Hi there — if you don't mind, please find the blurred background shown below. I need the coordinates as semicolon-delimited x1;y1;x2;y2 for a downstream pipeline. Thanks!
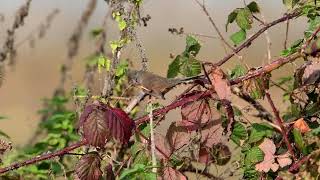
0;0;306;145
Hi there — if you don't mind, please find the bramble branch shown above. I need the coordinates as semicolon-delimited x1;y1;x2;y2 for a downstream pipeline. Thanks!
265;90;295;158
0;139;88;174
212;10;301;66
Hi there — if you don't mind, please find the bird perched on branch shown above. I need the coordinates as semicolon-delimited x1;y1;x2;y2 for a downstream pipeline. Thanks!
127;69;203;99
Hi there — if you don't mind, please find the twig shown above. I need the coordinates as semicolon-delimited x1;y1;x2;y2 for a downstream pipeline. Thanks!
135;91;211;125
194;0;235;52
230;52;302;85
212;10;301;67
301;25;320;53
265;89;295;158
289;148;320;173
148;106;157;173
124;91;147;113
284;19;290;49
0;139;87;174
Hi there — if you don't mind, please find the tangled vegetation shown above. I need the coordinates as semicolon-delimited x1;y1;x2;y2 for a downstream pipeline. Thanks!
1;0;320;179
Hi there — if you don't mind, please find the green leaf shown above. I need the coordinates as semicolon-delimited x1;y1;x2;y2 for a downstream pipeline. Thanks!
244;146;264;166
167;56;181;78
90;28;104;37
311;126;320;135
113;12;127;31
0;116;7;120
247;1;260;13
230;29;247;45
283;0;300;9
293;128;307;154
248;123;274;143
119;164;156;180
231;122;247;145
184;35;201;56
236;8;253;30
230;64;247;79
180;57;201;77
115;61;129;77
226;11;238;31
305;16;320;38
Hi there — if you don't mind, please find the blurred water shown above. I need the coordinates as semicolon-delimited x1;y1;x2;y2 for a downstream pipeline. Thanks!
0;0;306;145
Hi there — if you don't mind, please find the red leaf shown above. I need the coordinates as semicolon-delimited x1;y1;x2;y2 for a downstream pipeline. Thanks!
166;123;190;151
200;118;223;148
155;133;172;161
105;164;115;180
198;147;210;164
209;67;231;101
105;107;135;144
81;104;110;148
179;98;220;131
75;153;102;180
161;167;187;180
79;102;135;148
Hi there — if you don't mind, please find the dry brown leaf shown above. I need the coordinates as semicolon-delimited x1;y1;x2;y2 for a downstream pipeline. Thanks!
209;67;231;101
277;153;292;168
293;118;311;133
255;138;279;172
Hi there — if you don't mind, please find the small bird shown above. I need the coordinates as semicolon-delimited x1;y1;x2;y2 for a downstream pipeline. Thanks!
127;70;202;99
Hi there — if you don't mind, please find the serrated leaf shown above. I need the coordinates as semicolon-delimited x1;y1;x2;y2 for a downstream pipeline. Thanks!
229;64;247;79
255;139;279;172
80;104;110;148
209;67;232;101
247;1;260;13
75;153;102;180
226;11;238;31
120;164;156;180
231;122;247;145
79;102;135;147
230;29;247;45
167;56;181;78
248;123;274;143
184;35;201;56
245;146;264;166
236;8;253;30
179;97;220;131
180;57;201;77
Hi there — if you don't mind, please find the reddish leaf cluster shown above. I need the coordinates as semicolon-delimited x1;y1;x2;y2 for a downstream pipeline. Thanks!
75;153;103;180
78;101;135;148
